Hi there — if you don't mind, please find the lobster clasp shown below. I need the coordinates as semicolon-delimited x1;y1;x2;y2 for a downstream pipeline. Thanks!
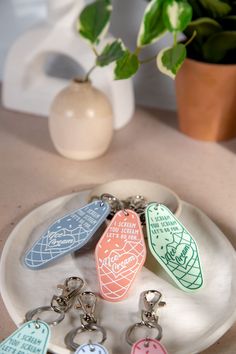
76;291;97;326
51;276;84;313
142;290;166;323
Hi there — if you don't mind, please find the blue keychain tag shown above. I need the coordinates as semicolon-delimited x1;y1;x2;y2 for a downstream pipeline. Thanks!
24;200;110;269
75;343;109;354
0;320;50;354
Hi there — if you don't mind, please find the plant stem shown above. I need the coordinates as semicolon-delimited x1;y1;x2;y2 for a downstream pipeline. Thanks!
185;30;197;47
92;46;99;57
139;54;157;64
135;46;141;56
173;31;178;46
84;65;96;81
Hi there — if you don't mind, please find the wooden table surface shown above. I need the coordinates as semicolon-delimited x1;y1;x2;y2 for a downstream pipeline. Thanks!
0;103;236;353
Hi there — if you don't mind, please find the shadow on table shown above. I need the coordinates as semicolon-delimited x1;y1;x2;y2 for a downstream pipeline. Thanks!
220;139;236;154
144;106;179;131
145;107;236;153
1;106;56;155
214;220;236;249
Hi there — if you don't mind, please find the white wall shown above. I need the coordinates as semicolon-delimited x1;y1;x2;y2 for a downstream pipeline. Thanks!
0;0;176;110
0;0;47;78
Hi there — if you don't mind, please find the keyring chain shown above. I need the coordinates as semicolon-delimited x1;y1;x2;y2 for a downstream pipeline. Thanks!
0;277;85;354
26;277;84;326
126;290;166;346
90;194;148;224
65;291;108;352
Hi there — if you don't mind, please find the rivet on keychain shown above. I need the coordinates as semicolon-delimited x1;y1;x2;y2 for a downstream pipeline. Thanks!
24;199;110;269
95;194;146;302
0;277;83;354
126;290;168;354
145;203;203;291
65;291;109;353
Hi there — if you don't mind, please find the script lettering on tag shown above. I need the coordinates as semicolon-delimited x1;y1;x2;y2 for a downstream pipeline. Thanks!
45;232;75;251
100;250;137;278
166;243;193;268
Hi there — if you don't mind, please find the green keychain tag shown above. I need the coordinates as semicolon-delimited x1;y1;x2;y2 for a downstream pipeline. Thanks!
145;203;203;292
0;320;50;354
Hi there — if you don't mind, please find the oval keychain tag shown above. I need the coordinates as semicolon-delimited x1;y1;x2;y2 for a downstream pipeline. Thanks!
95;209;146;301
75;343;109;353
131;338;168;354
0;320;50;354
145;204;203;291
25;200;110;269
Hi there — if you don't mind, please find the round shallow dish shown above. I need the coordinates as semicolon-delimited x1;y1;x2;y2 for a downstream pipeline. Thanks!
0;185;236;354
88;179;181;217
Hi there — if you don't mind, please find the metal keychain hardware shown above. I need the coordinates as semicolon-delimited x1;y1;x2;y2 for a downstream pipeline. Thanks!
123;195;148;225
100;193;128;218
126;290;167;346
0;277;84;354
65;291;108;352
126;290;166;344
91;194;148;222
26;276;84;326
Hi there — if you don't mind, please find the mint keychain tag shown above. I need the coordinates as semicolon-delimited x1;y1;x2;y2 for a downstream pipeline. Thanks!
0;320;50;354
145;203;203;291
25;200;110;269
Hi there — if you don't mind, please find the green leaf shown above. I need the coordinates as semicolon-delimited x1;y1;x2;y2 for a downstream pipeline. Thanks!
157;44;186;79
77;0;112;44
114;51;139;80
187;0;207;19
96;40;126;67
184;17;222;44
163;0;193;32
202;31;236;62
137;0;167;47
199;0;231;18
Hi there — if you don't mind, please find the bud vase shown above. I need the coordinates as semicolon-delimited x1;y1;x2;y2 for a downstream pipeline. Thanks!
49;80;113;160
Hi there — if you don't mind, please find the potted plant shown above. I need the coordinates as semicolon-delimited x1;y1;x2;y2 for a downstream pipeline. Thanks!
176;0;236;141
50;0;194;159
77;0;236;142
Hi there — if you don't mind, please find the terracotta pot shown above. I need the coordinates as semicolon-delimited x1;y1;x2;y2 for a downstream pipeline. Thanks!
49;80;113;160
175;58;236;141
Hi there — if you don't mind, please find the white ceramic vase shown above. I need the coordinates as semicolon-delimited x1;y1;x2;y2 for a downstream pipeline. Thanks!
49;80;113;160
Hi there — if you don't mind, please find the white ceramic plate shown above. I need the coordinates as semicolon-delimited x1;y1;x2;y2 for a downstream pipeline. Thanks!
1;184;236;354
88;179;181;217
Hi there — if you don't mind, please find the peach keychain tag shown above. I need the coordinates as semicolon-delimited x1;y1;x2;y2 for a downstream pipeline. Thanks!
126;290;168;354
95;195;146;302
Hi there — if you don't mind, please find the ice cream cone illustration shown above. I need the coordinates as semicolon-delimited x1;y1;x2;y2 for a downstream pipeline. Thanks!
24;201;110;269
145;204;203;292
95;210;146;301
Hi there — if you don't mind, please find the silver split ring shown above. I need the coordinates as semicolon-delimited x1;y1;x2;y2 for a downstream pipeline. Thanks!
25;305;65;326
65;323;107;350
126;321;163;346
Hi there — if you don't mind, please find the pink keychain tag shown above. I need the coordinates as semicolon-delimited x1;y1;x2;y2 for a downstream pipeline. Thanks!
131;338;168;354
95;209;146;301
